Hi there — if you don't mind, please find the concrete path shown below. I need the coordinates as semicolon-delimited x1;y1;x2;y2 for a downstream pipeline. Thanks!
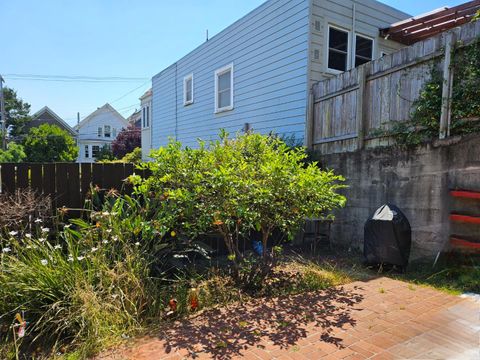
98;277;480;359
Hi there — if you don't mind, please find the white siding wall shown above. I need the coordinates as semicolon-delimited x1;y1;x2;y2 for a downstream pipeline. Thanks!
152;0;310;148
308;0;409;85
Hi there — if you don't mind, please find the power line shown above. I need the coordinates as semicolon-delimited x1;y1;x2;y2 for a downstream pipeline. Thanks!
4;73;149;83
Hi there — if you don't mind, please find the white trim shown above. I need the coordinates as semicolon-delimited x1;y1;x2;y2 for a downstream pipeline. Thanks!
326;24;351;74
214;63;234;114
353;33;375;68
183;74;194;106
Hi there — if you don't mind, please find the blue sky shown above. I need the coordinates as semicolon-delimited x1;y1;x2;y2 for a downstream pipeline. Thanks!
1;0;465;126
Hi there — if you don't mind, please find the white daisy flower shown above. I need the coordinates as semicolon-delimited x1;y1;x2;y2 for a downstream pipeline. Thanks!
39;238;46;243
34;218;43;223
25;233;32;239
2;247;11;253
106;229;112;234
67;255;74;262
77;256;85;261
91;247;98;253
26;245;32;249
8;231;18;236
40;259;48;266
54;245;62;250
113;236;119;241
64;224;72;229
102;240;109;244
135;242;140;246
41;227;50;233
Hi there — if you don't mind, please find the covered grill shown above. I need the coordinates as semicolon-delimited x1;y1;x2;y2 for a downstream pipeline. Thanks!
364;204;412;270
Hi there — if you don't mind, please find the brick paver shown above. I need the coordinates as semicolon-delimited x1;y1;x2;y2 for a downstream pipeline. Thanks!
97;278;480;359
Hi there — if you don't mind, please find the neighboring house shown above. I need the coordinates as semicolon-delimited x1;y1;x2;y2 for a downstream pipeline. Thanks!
140;89;152;160
127;109;141;129
149;0;410;150
74;103;128;163
24;106;76;138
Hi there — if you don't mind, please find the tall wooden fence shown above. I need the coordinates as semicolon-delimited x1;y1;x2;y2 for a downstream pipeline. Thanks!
0;163;150;210
307;20;480;154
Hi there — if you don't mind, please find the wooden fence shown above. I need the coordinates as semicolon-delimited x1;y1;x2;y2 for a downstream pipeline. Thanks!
307;20;480;154
0;163;150;210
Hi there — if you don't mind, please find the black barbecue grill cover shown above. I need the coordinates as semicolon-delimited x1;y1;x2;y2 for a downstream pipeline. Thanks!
364;204;411;267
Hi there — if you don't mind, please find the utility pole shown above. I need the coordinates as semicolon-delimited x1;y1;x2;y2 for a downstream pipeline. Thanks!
0;75;6;150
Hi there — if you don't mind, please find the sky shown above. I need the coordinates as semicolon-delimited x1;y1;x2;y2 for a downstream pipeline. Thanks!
1;0;466;126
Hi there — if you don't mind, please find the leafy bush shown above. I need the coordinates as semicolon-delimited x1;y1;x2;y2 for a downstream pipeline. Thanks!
23;124;78;162
111;125;141;158
137;132;346;289
0;142;26;162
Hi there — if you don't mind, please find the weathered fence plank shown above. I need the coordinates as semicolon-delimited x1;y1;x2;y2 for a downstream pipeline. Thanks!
311;21;480;154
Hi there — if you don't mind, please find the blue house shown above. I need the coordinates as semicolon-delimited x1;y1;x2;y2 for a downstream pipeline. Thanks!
148;0;410;151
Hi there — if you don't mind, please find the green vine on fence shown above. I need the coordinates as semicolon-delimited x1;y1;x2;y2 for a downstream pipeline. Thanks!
374;36;480;148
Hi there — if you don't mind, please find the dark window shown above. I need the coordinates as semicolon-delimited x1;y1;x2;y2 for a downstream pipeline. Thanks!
328;27;349;71
355;35;373;67
146;106;150;127
85;145;89;158
92;145;100;158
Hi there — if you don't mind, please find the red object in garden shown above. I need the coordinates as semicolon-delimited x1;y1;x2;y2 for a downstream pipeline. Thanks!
168;298;177;312
450;190;480;200
450;236;480;250
450;214;480;224
189;288;199;311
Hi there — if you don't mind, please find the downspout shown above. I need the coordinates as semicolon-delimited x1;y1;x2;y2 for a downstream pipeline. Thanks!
175;62;178;141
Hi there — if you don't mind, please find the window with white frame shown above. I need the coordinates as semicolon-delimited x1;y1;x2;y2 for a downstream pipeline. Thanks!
85;145;89;158
142;104;150;128
183;74;193;106
92;145;100;158
328;26;349;72
104;125;111;138
112;128;117;138
97;127;102;137
215;64;234;113
355;35;373;67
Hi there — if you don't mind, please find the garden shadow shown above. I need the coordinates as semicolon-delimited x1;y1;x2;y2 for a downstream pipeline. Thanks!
157;285;364;359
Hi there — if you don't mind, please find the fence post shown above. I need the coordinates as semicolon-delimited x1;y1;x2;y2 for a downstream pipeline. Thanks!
305;88;315;150
439;32;456;139
356;65;367;150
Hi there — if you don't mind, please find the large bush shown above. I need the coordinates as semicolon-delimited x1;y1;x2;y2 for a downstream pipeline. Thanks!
137;132;346;287
0;142;26;162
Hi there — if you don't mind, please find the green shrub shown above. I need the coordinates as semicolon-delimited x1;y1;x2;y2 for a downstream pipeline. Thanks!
137;131;346;289
0;142;26;163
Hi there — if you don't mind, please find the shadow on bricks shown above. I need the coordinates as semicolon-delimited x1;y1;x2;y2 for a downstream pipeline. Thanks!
155;285;364;359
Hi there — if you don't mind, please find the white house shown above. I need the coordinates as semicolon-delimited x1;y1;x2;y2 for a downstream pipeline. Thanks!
147;0;410;151
74;103;128;163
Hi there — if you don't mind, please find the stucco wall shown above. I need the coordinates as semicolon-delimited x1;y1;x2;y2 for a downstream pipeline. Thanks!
315;134;480;260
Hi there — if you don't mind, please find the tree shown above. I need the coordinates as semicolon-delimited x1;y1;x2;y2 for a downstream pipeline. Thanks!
2;87;32;138
141;132;346;288
95;144;115;162
23;124;78;162
111;125;140;158
0;142;26;162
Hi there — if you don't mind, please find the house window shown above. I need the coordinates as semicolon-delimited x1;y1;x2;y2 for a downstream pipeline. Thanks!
97;127;102;137
85;145;89;158
183;74;194;106
104;125;111;138
215;64;234;113
142;105;150;128
112;128;117;137
92;145;100;158
355;35;373;67
328;26;349;72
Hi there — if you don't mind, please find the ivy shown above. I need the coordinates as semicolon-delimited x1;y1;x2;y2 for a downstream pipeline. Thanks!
380;37;480;148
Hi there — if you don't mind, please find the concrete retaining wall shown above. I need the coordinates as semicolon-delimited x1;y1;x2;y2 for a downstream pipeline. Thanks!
315;134;480;259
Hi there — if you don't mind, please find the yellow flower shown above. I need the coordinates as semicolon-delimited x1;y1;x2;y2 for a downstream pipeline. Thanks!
171;231;176;237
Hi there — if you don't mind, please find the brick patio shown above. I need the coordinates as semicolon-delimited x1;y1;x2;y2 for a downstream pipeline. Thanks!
97;277;480;359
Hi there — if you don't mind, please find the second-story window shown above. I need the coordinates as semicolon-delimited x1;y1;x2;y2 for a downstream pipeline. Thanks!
215;64;234;113
183;74;193;106
328;26;349;72
97;127;102;137
355;35;373;67
142;105;150;128
104;125;111;138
